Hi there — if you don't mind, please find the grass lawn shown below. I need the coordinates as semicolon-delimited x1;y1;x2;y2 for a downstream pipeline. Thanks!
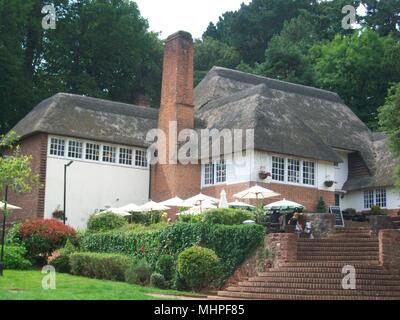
0;270;197;300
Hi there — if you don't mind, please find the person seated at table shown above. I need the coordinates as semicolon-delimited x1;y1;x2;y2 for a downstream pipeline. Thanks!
271;210;280;224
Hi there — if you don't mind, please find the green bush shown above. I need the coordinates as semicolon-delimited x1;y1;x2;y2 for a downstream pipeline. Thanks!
156;254;175;281
5;223;23;245
49;240;78;273
70;252;134;281
130;211;161;225
316;197;327;213
177;246;220;291
3;246;32;270
177;213;204;223
125;260;152;285
370;205;385;215
87;213;128;233
82;223;265;284
202;208;255;225
150;273;167;289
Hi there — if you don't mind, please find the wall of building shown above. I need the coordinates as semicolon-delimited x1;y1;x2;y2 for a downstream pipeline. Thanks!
341;187;400;213
334;149;350;191
44;157;150;230
201;150;336;211
6;133;48;224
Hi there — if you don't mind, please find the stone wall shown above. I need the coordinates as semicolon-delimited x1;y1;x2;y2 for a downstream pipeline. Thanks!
379;229;400;273
371;216;400;235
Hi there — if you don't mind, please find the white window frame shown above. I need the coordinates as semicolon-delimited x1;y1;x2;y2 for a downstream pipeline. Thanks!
272;156;285;182
67;140;83;159
47;135;150;170
375;188;387;208
85;142;100;161
49;137;65;157
364;190;375;209
203;160;226;186
302;161;315;186
102;145;116;163
119;147;133;166
135;149;148;168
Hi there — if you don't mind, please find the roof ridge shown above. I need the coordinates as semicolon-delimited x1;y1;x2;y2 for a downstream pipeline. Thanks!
210;66;343;103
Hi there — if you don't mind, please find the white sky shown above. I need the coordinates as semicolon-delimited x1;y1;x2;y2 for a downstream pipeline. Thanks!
134;0;251;39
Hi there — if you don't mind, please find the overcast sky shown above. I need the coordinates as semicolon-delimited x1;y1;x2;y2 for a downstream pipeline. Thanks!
134;0;251;39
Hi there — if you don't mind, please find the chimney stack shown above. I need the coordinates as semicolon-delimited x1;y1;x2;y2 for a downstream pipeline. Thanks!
151;31;201;203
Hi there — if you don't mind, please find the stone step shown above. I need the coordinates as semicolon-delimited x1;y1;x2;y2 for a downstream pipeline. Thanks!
260;266;387;275
251;272;400;281
297;246;378;251
235;282;400;291
222;287;400;297
277;262;382;268
297;256;378;262
298;239;378;244
216;291;400;300
297;250;378;256
245;276;400;284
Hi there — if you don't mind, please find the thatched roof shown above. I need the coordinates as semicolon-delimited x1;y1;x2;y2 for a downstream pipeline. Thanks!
12;67;397;190
12;93;158;148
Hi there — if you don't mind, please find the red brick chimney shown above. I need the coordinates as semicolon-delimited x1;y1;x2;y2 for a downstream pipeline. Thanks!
150;31;201;202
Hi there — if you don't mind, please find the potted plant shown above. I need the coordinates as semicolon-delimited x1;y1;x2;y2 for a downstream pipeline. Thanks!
324;180;335;187
259;169;271;180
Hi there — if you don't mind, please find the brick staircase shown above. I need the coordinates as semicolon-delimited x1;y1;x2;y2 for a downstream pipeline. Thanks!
214;227;400;300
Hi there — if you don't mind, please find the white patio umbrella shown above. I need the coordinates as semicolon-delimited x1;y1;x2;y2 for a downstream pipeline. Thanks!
219;190;229;209
140;201;170;212
160;196;190;208
228;200;256;210
184;193;219;206
178;203;217;215
0;201;21;211
233;185;280;206
118;203;142;212
264;199;305;210
98;208;132;217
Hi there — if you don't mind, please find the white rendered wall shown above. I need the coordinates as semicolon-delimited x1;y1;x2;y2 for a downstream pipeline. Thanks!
333;150;349;191
201;150;337;192
341;187;400;212
44;157;150;230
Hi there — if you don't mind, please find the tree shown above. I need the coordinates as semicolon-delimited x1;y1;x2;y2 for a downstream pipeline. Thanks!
378;83;400;187
316;197;327;213
0;131;38;275
194;37;241;85
260;12;319;85
361;0;400;37
0;0;163;134
311;29;400;128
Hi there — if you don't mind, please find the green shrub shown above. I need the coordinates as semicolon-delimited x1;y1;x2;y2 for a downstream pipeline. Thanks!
316;197;327;213
87;213;128;233
130;211;161;225
177;246;220;291
344;208;357;215
150;273;167;289
3;246;32;270
70;252;134;281
370;205;385;215
119;222;168;232
202;209;255;225
5;223;23;245
125;260;152;285
48;240;78;273
156;254;175;281
178;214;204;223
82;223;265;284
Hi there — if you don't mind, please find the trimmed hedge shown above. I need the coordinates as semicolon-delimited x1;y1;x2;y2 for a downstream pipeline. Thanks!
70;252;135;281
202;208;255;225
82;223;264;282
